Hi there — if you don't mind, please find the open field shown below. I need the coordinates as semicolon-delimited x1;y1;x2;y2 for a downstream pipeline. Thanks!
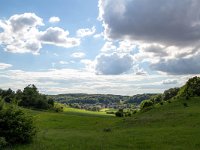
8;97;200;150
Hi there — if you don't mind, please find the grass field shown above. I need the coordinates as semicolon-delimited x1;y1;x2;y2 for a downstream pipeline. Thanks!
7;97;200;150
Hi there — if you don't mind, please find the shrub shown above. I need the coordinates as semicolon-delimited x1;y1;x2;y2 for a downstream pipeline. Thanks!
163;87;179;101
0;98;4;110
183;103;188;107
4;96;12;103
106;111;115;114
0;137;7;148
53;106;64;112
132;110;137;114
125;112;132;117
115;109;124;117
0;106;36;145
160;102;164;105
140;100;154;110
103;128;112;132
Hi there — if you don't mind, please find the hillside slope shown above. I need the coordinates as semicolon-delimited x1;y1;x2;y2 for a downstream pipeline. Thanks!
11;97;200;150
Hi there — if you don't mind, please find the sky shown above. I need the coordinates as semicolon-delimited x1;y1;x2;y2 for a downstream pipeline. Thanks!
0;0;200;95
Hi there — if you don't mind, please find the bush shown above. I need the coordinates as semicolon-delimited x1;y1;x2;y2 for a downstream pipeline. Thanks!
115;109;124;117
140;100;154;110
103;128;112;132
52;106;64;112
0;98;4;110
0;106;36;145
132;110;137;114
0;137;7;148
183;102;188;107
106;111;115;114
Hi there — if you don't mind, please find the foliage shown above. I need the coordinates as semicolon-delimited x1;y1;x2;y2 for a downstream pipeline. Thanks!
16;85;53;110
0;106;36;145
140;100;154;111
127;94;157;104
179;76;200;98
52;103;64;112
0;137;7;148
115;109;124;117
183;102;188;107
0;98;4;110
150;94;162;103
163;87;179;101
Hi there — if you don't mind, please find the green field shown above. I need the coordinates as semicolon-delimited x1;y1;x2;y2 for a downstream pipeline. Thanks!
9;97;200;150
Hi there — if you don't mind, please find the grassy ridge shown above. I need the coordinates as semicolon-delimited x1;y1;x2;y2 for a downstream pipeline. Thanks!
10;97;200;150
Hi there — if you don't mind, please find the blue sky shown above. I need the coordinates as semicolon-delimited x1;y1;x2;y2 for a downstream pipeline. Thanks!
0;0;199;95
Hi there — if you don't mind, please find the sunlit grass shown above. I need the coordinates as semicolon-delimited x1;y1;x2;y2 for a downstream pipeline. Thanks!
9;97;200;150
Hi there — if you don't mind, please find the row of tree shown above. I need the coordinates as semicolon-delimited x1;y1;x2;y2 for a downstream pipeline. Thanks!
0;84;54;110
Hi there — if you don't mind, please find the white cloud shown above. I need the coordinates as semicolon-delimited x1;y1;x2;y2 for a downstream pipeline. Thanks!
9;13;44;32
39;27;80;48
93;32;104;38
100;41;116;52
0;68;185;95
134;65;148;76
0;13;42;54
76;26;96;37
0;63;12;70
71;52;85;58
98;0;200;75
162;79;178;85
49;16;60;23
59;61;69;65
100;40;137;54
94;53;134;75
0;13;80;54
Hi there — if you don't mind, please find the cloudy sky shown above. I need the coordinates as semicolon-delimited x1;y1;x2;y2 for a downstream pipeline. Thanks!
0;0;199;95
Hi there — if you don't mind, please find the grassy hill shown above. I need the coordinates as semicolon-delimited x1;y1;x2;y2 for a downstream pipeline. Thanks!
9;97;200;150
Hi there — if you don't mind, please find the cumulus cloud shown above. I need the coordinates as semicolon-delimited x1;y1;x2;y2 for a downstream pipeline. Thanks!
98;0;200;75
71;52;85;58
39;27;80;48
100;41;116;52
152;54;200;75
0;13;80;54
49;16;60;23
95;53;134;75
99;0;200;46
0;63;12;70
76;26;96;37
101;40;136;54
9;13;44;32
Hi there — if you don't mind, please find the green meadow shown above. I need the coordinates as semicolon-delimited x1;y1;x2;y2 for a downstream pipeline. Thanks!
8;97;200;150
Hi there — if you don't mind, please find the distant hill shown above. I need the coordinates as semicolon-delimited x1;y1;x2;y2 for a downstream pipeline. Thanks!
49;93;157;105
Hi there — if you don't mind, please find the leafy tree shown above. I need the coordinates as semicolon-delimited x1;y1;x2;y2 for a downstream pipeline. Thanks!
163;87;179;101
140;100;154;110
19;85;51;110
48;98;55;107
15;89;23;101
182;76;200;97
150;94;162;103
